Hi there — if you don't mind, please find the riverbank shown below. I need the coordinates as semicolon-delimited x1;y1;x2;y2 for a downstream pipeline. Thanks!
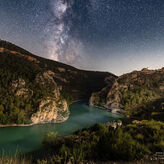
69;99;86;105
0;100;85;128
0;113;70;128
90;104;122;114
0;100;75;128
0;102;122;155
0;101;122;128
0;123;35;128
25;119;164;163
0;100;106;128
0;115;70;128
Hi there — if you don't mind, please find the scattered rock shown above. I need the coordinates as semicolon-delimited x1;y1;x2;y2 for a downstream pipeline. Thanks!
58;67;65;72
15;88;30;97
106;120;122;129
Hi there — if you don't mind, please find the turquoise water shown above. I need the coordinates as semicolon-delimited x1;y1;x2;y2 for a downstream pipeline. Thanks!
0;102;122;155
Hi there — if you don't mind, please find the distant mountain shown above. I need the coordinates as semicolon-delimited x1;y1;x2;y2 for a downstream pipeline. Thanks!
0;40;116;125
90;67;164;121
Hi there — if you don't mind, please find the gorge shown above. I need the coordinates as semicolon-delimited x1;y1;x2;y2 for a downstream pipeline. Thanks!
0;40;164;163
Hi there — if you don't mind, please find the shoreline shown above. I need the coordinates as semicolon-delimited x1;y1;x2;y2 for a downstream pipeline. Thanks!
0;100;83;128
0;123;35;128
0;116;70;128
90;104;123;115
69;99;86;105
0;101;122;128
90;104;109;110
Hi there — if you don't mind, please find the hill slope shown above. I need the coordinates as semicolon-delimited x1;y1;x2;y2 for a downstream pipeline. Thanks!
0;40;116;125
90;68;164;120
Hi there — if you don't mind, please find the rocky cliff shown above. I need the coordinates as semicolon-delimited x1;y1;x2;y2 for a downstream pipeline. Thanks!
10;71;69;124
31;98;69;124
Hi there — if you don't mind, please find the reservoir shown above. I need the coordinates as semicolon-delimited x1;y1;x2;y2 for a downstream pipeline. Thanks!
0;102;122;155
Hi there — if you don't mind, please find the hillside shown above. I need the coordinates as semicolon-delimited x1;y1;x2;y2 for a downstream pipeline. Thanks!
90;68;164;121
0;40;116;125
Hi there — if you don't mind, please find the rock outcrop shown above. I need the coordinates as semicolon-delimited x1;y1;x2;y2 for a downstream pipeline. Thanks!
35;70;57;86
31;98;69;124
11;78;32;98
31;71;70;124
10;72;70;124
11;78;26;89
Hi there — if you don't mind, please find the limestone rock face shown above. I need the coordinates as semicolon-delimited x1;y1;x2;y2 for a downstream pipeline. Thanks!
35;70;69;85
89;77;118;109
35;70;57;86
89;92;98;107
12;78;26;89
10;74;70;124
15;88;30;97
11;78;32;97
105;81;120;108
33;71;70;124
31;98;69;124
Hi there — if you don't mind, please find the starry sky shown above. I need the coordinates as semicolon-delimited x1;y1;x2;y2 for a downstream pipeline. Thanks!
0;0;164;75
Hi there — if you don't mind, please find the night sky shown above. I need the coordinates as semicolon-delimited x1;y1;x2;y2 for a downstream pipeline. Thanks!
0;0;164;75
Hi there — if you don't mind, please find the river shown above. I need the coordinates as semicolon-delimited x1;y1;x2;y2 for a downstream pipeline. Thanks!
0;102;122;155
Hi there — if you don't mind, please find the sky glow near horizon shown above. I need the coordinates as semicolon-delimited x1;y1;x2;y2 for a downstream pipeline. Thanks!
0;0;164;75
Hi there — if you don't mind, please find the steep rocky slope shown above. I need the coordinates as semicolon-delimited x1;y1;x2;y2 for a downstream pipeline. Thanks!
0;40;116;125
90;68;164;120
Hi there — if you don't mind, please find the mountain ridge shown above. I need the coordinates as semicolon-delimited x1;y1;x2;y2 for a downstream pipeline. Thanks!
0;40;116;125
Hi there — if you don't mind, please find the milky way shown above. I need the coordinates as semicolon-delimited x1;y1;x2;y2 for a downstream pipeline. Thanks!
1;0;164;75
44;0;83;66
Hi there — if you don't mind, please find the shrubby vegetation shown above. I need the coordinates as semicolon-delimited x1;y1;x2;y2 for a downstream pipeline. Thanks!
127;98;164;121
0;55;39;124
0;156;31;164
0;54;56;124
118;69;164;110
0;120;163;163
30;120;164;163
120;86;155;110
113;70;164;121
